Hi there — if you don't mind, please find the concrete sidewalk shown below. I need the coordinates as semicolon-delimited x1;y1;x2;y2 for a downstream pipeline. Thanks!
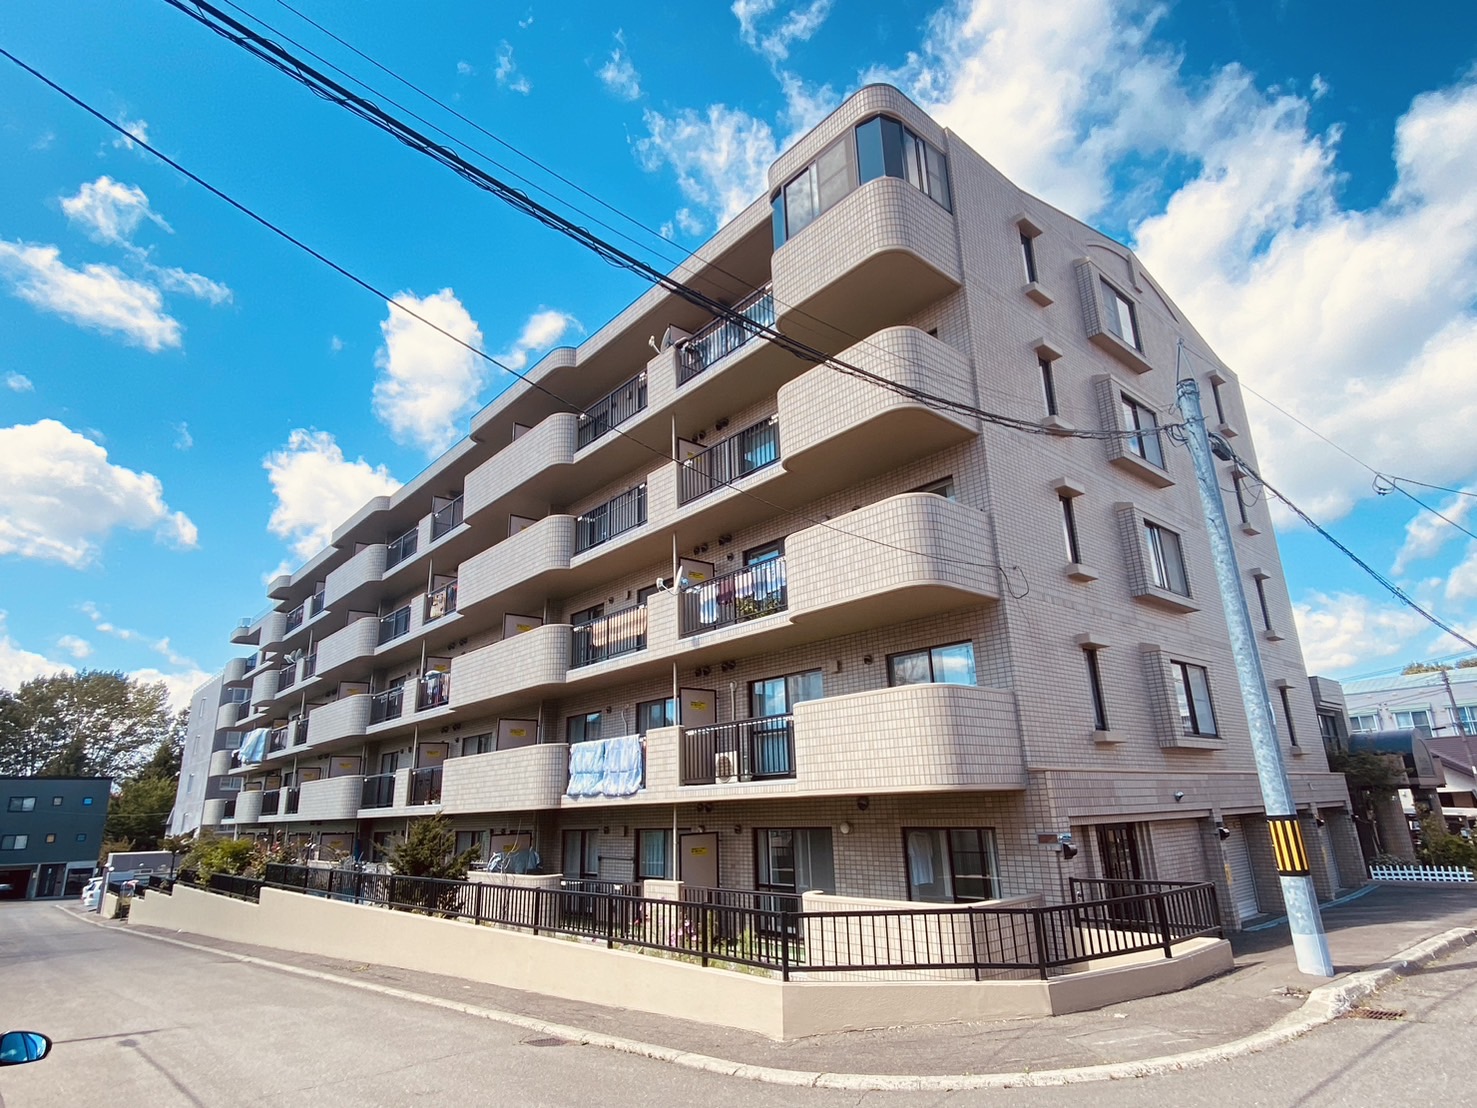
98;884;1475;1079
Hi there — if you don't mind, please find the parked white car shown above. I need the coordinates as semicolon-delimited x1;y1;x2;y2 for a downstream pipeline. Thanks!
80;877;104;910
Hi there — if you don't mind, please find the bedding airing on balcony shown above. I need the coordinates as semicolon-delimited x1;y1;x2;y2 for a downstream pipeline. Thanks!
237;727;268;765
565;735;644;799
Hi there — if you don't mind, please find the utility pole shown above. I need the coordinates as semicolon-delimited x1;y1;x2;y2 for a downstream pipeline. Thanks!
1440;670;1466;736
1177;376;1334;977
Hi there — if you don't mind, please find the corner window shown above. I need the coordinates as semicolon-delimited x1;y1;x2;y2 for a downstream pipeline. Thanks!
888;642;976;687
904;828;998;903
7;796;35;812
1172;662;1218;737
854;115;951;210
1101;280;1141;350
1121;394;1164;468
1144;522;1190;596
567;711;603;744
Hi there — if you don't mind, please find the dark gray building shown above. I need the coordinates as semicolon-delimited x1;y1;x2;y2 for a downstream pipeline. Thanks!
0;776;110;899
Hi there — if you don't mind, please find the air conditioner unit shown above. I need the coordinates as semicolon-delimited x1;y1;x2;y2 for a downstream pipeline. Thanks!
661;325;692;350
715;752;738;785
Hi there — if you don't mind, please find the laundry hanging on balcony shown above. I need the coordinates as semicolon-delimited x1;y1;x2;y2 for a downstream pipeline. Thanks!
564;735;644;799
238;727;268;765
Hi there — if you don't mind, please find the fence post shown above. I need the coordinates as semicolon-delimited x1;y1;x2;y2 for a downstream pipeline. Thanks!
700;902;711;968
969;910;981;982
1154;892;1173;959
780;909;792;982
605;891;616;949
1032;907;1050;980
388;874;398;910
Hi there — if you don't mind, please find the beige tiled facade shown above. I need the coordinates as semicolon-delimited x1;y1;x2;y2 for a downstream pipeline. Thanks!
216;83;1354;929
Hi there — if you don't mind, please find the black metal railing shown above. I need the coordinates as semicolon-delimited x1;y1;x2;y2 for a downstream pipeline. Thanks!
425;582;458;622
222;797;237;820
679;418;779;503
678;284;775;384
284;787;300;815
207;873;263;902
361;773;396;809
570;606;648;668
410;766;443;806
680;557;787;635
260;789;281;816
285;604;305;632
385;527;419;569
251;864;1221;981
431;496;464;540
277;662;297;689
369;687;404;725
302;652;317;680
309;591;326;617
680;714;795;785
267;727;288;753
292;717;309;746
417;672;450;711
577;372;647;449
574;485;647;554
379;605;412;644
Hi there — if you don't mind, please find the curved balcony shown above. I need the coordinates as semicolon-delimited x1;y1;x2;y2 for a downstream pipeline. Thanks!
222;656;249;683
249;668;280;706
464;412;580;523
208;749;233;777
305;695;373;749
314;617;380;678
233;789;264;824
296;775;364;821
324;543;388;608
201;798;228;827
215;699;248;731
458;514;575;614
441;744;571;813
776;327;977;484
449;624;570;715
256;610;289;653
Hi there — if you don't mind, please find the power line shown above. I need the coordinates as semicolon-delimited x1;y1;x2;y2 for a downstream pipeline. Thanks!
0;46;1031;595
1384;476;1477;501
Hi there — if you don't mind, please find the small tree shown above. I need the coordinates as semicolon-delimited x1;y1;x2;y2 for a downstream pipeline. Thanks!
389;815;478;880
180;834;259;880
1417;815;1477;870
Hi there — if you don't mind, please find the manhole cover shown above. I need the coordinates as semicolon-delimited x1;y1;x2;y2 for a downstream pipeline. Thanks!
523;1037;570;1047
1342;1008;1404;1021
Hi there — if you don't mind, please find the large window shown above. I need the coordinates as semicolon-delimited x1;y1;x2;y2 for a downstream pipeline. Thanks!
1395;709;1432;731
888;642;976;686
0;835;27;850
855;115;951;209
455;830;491;861
1456;706;1477;736
7;796;35;812
1121;394;1164;468
1350;713;1379;734
772;139;852;244
567;711;603;744
1173;662;1218;737
1145;522;1190;596
562;829;601;880
904;828;998;903
636;697;675;734
637;829;672;880
750;670;823;717
1101;279;1141;350
755;827;835;894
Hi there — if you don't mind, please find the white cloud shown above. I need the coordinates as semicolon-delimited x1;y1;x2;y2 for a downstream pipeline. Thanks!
495;42;531;94
0;419;199;568
1293;591;1431;673
733;0;833;63
129;666;214;712
1444;542;1477;603
111;115;150;151
150;264;232;306
1392;488;1476;575
597;32;642;101
330;335;344;354
56;634;92;660
0;613;73;691
4;372;33;393
636;105;779;225
60;176;170;246
0;240;181;351
174;422;193;451
372;289;486;455
264;429;400;562
456;60;475;76
496;308;581;373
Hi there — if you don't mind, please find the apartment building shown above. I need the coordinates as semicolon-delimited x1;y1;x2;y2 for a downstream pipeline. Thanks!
167;663;252;837
220;84;1358;928
1342;670;1477;739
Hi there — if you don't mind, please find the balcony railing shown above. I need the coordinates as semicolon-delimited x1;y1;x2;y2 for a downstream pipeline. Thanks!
222;797;237;820
309;591;326;617
385;526;419;569
361;774;396;809
285;603;305;632
260;789;282;816
574;484;646;554
570;606;648;668
277;662;297;689
680;714;795;785
680;557;787;636
267;727;288;753
291;717;309;746
425;582;458;622
678;418;779;503
369;686;405;725
431;496;464;540
379;605;412;645
302;652;317;680
678;284;775;385
576;372;647;449
284;786;300;815
417;671;450;711
410;766;443;806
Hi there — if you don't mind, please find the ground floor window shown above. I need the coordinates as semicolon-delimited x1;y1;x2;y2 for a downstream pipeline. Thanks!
637;829;672;879
368;830;396;864
562;829;600;879
754;827;834;894
903;828;999;903
455;829;491;861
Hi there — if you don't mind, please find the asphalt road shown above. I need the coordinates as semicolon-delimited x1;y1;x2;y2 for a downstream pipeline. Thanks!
1;899;1472;1107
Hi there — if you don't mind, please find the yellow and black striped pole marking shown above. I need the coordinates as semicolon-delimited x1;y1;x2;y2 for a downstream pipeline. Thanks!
1267;815;1311;877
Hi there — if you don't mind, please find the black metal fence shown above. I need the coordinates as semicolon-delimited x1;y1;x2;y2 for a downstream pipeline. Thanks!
245;864;1220;981
259;789;281;816
379;605;411;645
678;285;775;384
207;873;264;901
369;686;404;724
431;497;463;540
570;605;648;667
577;372;647;449
679;557;788;635
680;714;796;784
386;527;419;569
575;484;647;554
361;773;395;809
678;418;780;503
410;766;442;806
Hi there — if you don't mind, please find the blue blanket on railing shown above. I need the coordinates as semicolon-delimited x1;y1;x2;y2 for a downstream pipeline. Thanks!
564;735;644;799
238;727;268;765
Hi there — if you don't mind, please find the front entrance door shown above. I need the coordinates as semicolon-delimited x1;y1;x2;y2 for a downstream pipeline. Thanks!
1097;822;1147;922
1225;818;1260;921
679;832;718;888
36;863;65;898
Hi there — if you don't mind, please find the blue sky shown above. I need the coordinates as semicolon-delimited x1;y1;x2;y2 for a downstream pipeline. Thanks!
1;0;1475;705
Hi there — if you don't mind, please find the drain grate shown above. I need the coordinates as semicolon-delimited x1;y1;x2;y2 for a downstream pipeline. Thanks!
523;1037;570;1047
1342;1008;1405;1021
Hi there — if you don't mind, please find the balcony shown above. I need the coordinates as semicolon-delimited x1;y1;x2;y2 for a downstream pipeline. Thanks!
276;662;298;692
369;686;404;725
449;624;569;714
249;667;280;706
440;744;571;813
260;789;282;817
291;717;309;747
267;726;288;753
680;558;787;637
324;543;387;607
678;417;779;504
424;582;458;623
285;603;305;633
574;485;647;555
305;695;373;748
284;786;301;815
680;715;795;785
297;774;362;821
571;607;647;668
302;652;317;681
360;773;396;810
416;671;450;711
309;591;326;617
315;617;379;676
214;699;248;731
431;496;464;540
457;514;575;614
678;283;775;386
385;526;419;570
409;766;443;806
378;605;412;646
233;790;263;823
576;371;647;450
464;412;579;523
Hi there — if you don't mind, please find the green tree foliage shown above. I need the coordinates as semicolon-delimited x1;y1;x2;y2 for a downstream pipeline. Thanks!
103;776;179;852
0;671;177;781
1416;815;1477;870
1327;749;1406;795
179;834;259;880
389;814;478;880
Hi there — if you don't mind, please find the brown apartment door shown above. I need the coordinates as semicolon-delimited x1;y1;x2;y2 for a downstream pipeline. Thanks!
1097;822;1147;922
679;832;719;888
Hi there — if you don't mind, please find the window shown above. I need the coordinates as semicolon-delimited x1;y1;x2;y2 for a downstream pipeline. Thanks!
562;829;600;879
755;827;835;894
1210;378;1228;424
854;115;951;209
1040;357;1058;416
636;698;675;734
1318;713;1341;743
1232;472;1250;525
465;733;496;755
455;830;490;860
912;476;957;499
51;796;63;807
567;711;603;744
1020;231;1039;283
0;835;27;850
76;833;87;843
1350;713;1379;734
1059;494;1083;564
1121;394;1164;468
1254;576;1274;631
1101;279;1141;350
744;539;785;566
1456;706;1477;736
750;670;823;717
7;796;35;812
570;603;604;626
888;642;976;687
772;138;852;244
1279;687;1299;747
1172;662;1218;737
1394;709;1432;731
44;833;56;844
904;828;998;903
1084;648;1109;732
1144;522;1190;596
637;829;673;880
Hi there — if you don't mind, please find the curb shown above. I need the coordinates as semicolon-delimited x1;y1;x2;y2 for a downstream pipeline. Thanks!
57;905;1476;1091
